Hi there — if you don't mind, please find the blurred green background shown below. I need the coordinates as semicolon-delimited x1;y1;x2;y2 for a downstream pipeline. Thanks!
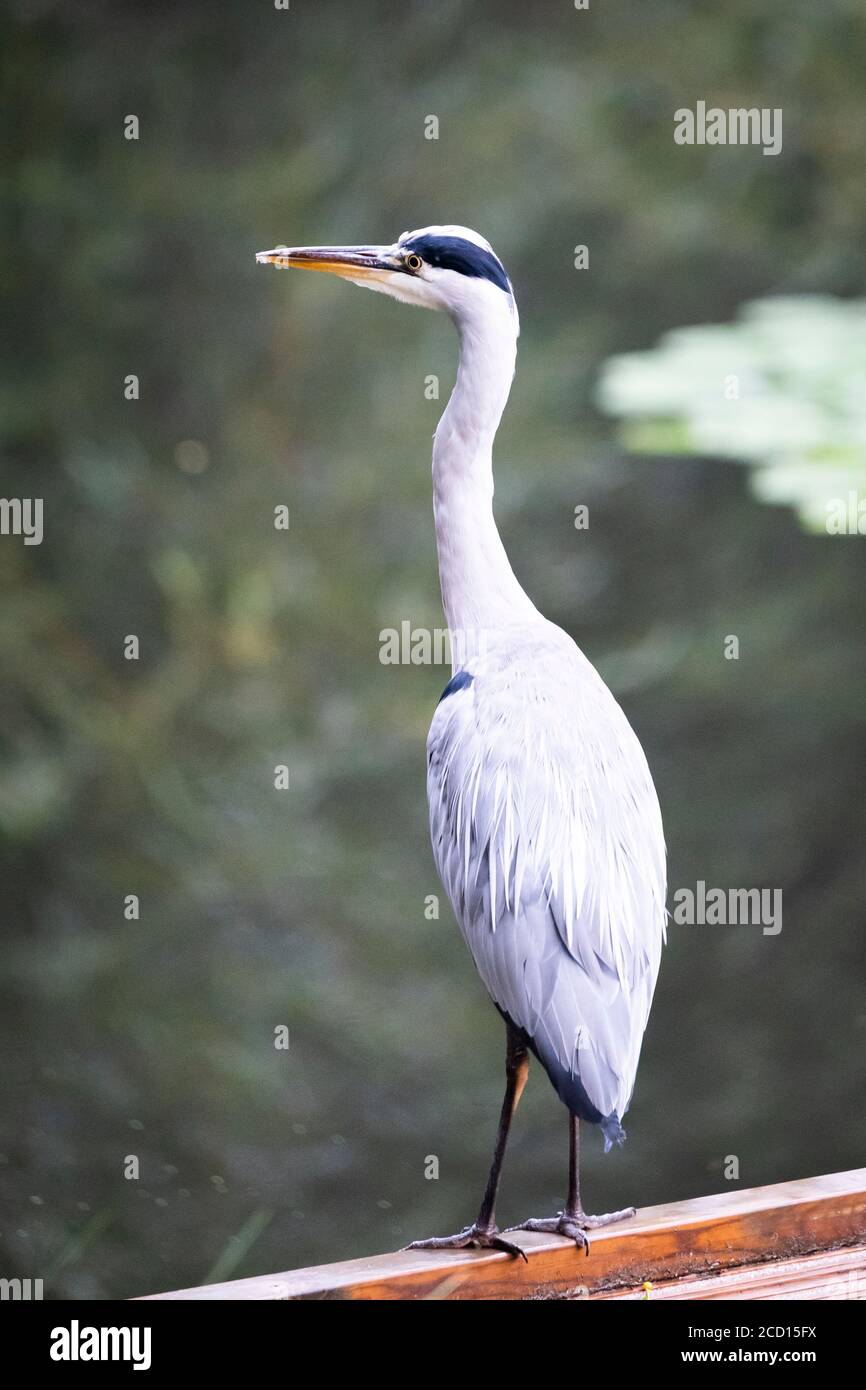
2;0;865;1299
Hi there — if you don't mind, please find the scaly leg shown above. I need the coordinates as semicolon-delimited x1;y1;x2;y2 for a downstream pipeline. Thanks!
506;1114;635;1255
405;1024;529;1260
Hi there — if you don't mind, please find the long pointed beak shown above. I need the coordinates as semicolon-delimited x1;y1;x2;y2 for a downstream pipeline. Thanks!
255;244;401;280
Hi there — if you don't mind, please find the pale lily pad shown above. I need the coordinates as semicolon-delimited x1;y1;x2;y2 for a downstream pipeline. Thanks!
598;297;866;531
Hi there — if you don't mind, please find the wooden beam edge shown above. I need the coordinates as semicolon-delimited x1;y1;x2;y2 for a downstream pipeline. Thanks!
138;1167;866;1301
594;1243;866;1300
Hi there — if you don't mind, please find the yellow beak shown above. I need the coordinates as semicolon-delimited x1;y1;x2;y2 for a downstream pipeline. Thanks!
255;244;401;280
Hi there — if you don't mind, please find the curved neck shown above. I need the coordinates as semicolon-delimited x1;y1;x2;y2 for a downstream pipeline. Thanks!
432;296;536;668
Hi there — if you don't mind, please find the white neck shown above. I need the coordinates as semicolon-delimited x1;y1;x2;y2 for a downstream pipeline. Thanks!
432;290;537;669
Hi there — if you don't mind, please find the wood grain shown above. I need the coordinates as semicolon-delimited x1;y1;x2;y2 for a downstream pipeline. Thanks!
595;1243;866;1300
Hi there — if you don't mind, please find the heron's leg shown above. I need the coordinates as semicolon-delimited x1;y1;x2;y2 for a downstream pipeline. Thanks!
505;1115;636;1255
405;1025;529;1259
474;1026;530;1230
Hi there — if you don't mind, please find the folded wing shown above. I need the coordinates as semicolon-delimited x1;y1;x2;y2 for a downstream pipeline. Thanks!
427;625;666;1136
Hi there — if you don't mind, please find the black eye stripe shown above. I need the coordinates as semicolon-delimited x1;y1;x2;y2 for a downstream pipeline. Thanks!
403;236;511;294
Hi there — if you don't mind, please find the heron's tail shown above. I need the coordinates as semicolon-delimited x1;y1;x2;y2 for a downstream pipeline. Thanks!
601;1113;626;1153
534;1036;627;1151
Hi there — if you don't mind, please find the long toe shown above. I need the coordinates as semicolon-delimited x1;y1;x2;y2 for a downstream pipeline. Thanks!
404;1227;475;1251
579;1206;636;1229
505;1216;562;1234
405;1224;526;1260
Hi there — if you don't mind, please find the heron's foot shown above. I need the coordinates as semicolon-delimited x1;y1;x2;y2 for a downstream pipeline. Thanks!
404;1223;527;1261
505;1205;635;1256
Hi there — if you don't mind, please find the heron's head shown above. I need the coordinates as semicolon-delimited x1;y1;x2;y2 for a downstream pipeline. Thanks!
256;224;518;333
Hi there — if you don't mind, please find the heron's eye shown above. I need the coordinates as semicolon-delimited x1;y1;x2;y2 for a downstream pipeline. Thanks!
405;253;423;272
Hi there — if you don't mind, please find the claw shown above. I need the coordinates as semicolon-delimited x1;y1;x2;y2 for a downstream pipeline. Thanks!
505;1213;591;1254
558;1220;591;1257
489;1233;528;1261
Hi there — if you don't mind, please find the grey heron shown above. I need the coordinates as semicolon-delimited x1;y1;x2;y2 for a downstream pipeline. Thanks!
257;226;666;1257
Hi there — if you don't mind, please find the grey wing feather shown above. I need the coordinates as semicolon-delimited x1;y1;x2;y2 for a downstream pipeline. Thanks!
427;622;666;1132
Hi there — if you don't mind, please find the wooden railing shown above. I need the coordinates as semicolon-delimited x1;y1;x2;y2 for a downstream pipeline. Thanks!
141;1168;866;1300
